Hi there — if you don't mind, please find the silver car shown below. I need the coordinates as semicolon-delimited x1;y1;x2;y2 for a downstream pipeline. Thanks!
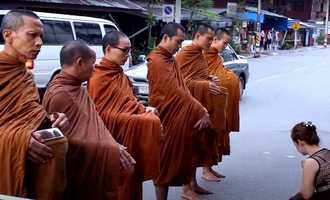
125;42;249;104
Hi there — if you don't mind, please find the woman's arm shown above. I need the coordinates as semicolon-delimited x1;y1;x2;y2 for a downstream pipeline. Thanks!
300;158;319;199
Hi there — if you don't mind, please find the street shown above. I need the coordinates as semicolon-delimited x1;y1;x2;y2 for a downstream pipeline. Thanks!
143;46;330;200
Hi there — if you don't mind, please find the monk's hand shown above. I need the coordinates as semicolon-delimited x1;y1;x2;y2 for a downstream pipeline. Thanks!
50;112;69;129
209;81;221;95
28;132;54;164
194;111;211;131
209;75;220;86
118;144;136;171
145;106;159;116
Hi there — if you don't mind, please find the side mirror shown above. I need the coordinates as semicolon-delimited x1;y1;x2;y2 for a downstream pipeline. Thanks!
238;55;246;59
137;55;146;63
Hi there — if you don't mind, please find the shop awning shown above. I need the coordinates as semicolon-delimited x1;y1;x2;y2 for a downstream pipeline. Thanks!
288;18;316;29
5;0;146;15
223;6;287;23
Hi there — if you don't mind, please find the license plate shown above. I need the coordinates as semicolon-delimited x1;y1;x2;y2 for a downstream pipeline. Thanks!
138;85;149;94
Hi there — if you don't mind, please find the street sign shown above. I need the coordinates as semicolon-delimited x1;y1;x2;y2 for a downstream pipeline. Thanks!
292;22;301;31
227;2;238;15
162;4;174;23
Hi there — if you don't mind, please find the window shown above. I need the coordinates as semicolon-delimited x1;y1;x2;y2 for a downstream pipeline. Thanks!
104;24;117;34
74;22;102;45
0;15;4;44
42;20;74;45
221;49;237;62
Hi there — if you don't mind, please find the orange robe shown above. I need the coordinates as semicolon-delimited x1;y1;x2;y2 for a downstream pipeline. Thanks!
147;46;206;186
176;44;228;163
88;58;161;200
204;47;240;155
0;51;67;199
43;71;121;200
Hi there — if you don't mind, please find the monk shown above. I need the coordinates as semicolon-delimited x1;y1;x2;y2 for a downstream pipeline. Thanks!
0;10;68;199
148;22;211;200
88;31;162;200
204;28;240;157
175;23;228;190
43;40;135;200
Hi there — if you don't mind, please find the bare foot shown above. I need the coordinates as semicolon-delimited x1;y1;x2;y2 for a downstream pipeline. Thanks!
209;167;226;178
202;168;221;182
190;182;213;195
181;185;201;200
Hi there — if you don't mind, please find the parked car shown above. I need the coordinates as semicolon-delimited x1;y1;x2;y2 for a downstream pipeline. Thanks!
125;40;249;105
0;10;130;90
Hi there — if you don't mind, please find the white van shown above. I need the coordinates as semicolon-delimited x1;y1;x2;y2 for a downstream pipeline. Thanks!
0;10;129;89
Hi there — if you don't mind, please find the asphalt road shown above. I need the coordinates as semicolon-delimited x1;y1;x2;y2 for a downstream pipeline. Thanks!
143;46;330;200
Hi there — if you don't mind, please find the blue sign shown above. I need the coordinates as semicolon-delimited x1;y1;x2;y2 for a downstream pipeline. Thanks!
164;6;173;15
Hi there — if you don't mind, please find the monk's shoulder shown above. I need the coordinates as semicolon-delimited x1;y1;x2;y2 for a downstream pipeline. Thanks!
47;88;75;106
147;52;160;63
147;53;164;68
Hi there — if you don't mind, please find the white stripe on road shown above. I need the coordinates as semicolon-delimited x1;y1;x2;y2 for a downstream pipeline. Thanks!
253;66;312;84
255;73;287;83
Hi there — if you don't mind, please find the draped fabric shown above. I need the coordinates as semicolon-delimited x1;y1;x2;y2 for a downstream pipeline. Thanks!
0;51;47;196
43;71;121;200
88;58;161;199
147;46;206;186
205;47;240;132
176;44;228;163
205;47;241;155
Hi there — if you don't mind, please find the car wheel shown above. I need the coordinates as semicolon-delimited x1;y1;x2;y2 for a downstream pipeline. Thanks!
239;76;245;99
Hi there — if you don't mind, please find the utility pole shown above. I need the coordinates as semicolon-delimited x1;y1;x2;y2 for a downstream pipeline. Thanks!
257;0;261;33
324;0;329;47
175;0;181;24
255;0;262;57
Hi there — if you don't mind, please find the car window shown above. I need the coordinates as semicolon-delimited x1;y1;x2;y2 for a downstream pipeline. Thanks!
42;20;74;45
104;24;117;33
0;15;4;44
74;22;102;45
221;49;234;62
221;48;238;62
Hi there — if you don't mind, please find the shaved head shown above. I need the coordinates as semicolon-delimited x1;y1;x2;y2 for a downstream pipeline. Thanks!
215;28;230;40
193;23;214;39
102;30;128;53
1;10;40;32
160;22;185;39
60;40;95;67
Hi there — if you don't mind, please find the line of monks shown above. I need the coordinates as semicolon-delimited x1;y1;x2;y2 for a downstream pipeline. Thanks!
0;10;240;200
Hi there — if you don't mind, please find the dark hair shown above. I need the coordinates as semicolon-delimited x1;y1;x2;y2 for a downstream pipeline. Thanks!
215;28;230;40
192;23;214;39
60;40;95;66
291;122;320;145
160;22;185;39
1;10;40;32
102;30;128;53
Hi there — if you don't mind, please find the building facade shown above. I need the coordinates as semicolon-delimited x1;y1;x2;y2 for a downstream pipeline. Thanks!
214;0;329;22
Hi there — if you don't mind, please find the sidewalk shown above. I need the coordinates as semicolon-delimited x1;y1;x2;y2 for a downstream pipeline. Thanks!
241;45;324;60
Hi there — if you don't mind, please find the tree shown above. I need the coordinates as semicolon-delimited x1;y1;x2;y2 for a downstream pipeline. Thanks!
182;0;214;37
146;0;161;52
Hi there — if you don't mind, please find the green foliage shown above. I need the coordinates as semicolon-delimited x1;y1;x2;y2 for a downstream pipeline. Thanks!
147;36;157;53
280;41;293;50
230;42;241;54
237;0;246;12
146;13;156;26
316;35;325;45
182;0;214;37
182;0;213;10
200;9;218;21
